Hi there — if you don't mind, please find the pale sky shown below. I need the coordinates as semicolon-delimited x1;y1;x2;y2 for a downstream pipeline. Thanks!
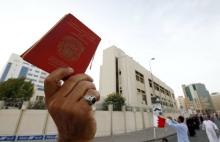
0;0;219;97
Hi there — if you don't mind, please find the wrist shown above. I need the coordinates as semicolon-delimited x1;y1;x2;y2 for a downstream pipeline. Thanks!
58;136;92;142
58;135;92;142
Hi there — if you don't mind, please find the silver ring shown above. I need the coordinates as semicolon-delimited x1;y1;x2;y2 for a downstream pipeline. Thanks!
84;95;96;105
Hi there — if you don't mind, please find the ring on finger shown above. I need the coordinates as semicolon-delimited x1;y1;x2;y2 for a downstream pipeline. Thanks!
84;95;97;105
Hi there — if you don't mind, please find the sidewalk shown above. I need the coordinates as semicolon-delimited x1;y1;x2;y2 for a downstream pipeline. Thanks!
94;127;176;142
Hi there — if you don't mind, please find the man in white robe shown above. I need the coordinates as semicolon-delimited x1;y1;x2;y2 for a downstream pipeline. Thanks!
202;115;219;142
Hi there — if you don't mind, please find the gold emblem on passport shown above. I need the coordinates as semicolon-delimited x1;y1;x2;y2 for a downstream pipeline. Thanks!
58;36;85;61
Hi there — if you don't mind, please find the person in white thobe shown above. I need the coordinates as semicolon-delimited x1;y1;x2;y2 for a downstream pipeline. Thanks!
202;115;219;142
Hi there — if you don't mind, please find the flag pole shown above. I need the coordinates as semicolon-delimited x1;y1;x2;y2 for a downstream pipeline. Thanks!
153;126;156;141
152;111;157;141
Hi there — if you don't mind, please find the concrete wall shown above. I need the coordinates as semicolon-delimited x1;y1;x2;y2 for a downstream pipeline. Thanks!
0;110;21;135
0;109;179;138
17;110;47;135
125;111;136;132
45;115;58;135
95;111;111;137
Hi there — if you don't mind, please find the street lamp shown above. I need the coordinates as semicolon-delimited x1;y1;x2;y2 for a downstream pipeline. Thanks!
149;58;156;99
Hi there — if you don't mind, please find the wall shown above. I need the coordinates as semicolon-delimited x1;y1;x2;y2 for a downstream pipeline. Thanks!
0;109;179;139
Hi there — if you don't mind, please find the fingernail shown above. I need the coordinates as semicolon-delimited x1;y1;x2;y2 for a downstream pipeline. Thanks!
67;67;74;73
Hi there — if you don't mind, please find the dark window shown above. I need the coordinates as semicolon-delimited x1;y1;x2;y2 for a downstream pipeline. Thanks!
154;82;159;91
142;95;147;105
193;85;196;90
140;77;144;83
115;58;119;93
19;66;28;77
148;79;152;87
41;72;47;75
136;75;140;81
0;63;12;81
36;96;44;101
135;70;144;83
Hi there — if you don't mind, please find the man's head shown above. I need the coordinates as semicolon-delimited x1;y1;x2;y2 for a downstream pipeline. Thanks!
162;138;168;142
177;115;185;123
207;114;211;120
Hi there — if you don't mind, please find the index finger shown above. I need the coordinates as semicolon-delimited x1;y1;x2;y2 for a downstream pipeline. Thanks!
44;67;74;98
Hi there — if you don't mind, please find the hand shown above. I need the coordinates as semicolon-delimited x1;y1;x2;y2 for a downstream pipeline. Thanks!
44;67;100;142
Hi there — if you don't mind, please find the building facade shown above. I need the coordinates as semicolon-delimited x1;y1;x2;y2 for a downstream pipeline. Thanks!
210;92;220;112
99;46;177;111
0;53;48;102
182;83;214;113
177;96;186;110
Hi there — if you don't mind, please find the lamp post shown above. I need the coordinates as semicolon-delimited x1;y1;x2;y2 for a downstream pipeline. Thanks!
149;58;156;99
149;58;157;141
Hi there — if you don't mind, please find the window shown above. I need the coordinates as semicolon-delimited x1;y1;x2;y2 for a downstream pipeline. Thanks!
19;66;28;77
40;76;45;79
41;72;47;75
0;63;11;81
193;85;196;90
160;86;165;93
136;75;140;81
36;96;44;101
148;79;152;87
154;82;159;91
119;70;121;75
142;95;147;105
141;90;145;94
135;70;144;83
39;80;44;84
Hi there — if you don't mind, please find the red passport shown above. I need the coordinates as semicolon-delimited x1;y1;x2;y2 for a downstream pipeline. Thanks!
21;13;101;74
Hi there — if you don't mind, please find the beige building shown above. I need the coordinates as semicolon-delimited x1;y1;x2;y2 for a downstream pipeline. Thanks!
177;96;186;110
210;92;220;111
99;46;177;111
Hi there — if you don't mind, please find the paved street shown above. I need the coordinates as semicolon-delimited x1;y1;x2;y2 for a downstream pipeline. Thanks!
155;130;209;142
94;127;176;142
95;120;220;142
155;120;220;142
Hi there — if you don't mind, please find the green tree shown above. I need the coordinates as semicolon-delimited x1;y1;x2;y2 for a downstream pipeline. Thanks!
103;92;125;111
0;77;34;101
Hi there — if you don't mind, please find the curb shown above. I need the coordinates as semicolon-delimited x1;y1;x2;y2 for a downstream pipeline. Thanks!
144;133;176;142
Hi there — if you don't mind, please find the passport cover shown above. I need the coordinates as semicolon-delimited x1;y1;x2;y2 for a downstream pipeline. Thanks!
21;13;101;74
